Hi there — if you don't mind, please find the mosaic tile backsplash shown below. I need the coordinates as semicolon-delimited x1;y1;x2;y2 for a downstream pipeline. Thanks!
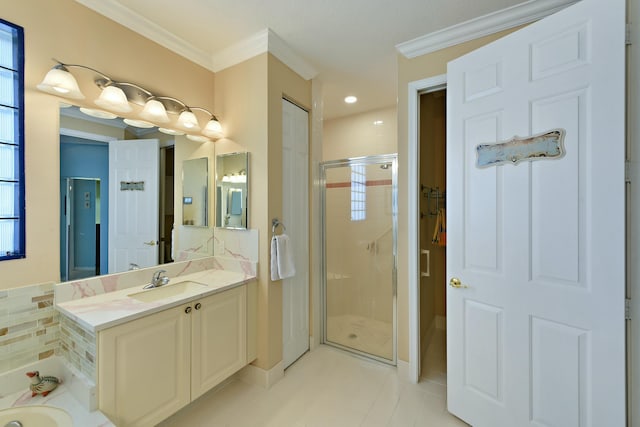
0;282;59;375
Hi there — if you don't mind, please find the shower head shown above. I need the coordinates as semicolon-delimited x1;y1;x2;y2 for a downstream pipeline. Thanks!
380;163;391;170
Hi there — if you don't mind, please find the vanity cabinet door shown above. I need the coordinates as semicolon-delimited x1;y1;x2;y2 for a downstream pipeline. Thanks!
98;303;191;427
191;285;247;399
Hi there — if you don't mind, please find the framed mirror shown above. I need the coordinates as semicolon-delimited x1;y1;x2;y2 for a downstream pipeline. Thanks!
182;157;209;227
215;152;248;229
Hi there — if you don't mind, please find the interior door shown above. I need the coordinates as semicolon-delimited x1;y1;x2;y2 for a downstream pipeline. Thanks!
109;139;159;273
446;0;626;425
282;99;310;368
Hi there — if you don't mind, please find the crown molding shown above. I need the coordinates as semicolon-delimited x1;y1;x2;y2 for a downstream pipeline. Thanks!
75;1;317;80
396;0;579;58
212;29;317;80
75;0;213;70
267;29;318;80
211;29;270;72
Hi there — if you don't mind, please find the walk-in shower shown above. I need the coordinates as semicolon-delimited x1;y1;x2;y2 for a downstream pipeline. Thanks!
321;154;397;364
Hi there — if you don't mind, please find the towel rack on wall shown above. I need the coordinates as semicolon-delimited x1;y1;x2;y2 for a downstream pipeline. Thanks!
421;185;446;217
272;218;286;236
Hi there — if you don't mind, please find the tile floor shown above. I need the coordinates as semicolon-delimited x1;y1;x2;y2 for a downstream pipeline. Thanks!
158;329;468;426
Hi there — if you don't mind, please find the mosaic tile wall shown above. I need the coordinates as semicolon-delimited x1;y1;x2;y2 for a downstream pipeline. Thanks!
0;282;59;375
58;315;96;382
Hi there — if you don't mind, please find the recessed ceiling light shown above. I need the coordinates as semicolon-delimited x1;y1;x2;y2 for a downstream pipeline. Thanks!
344;96;357;104
373;120;384;126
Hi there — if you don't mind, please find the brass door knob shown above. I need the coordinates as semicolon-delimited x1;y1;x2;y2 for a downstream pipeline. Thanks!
449;277;468;288
143;240;157;246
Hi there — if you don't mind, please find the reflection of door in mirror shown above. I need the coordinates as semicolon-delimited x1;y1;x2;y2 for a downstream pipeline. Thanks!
182;157;208;227
61;178;101;282
59;106;175;280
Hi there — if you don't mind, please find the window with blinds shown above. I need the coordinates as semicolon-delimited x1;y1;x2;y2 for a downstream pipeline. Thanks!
0;19;24;260
351;165;366;221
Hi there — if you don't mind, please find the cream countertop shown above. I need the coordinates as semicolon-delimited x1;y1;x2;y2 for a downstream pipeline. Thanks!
56;269;255;332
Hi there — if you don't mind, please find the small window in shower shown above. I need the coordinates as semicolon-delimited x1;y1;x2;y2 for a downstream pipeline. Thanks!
350;165;366;221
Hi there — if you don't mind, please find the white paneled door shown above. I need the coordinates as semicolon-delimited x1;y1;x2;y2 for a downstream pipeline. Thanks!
446;0;626;426
109;139;159;274
282;99;310;368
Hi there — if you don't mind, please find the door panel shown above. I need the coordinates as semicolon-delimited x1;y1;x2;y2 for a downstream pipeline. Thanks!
282;99;310;368
446;0;625;425
108;139;159;273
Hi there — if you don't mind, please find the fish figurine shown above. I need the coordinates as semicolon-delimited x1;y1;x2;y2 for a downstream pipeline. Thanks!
26;371;61;397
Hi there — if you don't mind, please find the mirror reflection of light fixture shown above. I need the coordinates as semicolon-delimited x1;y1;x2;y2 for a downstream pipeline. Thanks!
79;107;117;119
186;134;211;143
159;127;185;136
123;118;155;128
38;59;224;140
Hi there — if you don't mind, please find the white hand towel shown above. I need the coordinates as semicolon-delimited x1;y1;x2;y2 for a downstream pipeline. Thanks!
276;234;296;279
270;236;280;281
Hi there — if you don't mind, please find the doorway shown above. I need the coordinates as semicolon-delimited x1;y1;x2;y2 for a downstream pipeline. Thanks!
418;89;447;383
321;154;397;364
61;177;101;281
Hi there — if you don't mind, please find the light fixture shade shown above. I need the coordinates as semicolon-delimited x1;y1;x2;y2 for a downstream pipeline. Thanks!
37;66;85;100
123;118;155;129
202;117;222;138
177;110;200;131
139;98;170;123
158;127;185;136
79;107;117;119
95;85;132;113
186;134;211;143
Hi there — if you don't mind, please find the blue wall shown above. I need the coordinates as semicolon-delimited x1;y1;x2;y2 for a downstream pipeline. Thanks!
60;136;109;277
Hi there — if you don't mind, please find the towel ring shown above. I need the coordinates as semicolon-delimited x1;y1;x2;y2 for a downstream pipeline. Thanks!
272;218;286;235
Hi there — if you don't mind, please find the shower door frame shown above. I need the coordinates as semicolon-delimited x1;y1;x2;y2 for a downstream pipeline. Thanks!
320;153;398;365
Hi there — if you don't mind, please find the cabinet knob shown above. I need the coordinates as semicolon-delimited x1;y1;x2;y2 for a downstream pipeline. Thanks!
195;303;202;310
185;306;192;314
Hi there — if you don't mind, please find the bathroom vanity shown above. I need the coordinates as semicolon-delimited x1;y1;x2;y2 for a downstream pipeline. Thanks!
56;266;257;427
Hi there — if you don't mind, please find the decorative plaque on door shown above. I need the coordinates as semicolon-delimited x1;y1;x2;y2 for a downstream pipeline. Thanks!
476;128;566;168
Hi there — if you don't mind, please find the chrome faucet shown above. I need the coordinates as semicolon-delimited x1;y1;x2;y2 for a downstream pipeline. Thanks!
143;269;170;289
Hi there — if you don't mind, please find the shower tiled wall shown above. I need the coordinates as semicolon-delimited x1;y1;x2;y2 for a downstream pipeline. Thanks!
0;282;59;374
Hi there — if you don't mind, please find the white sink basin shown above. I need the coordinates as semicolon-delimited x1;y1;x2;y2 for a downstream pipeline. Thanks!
128;281;208;303
0;405;73;427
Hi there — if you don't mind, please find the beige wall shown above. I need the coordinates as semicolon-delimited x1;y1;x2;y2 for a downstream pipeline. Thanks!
396;28;520;363
214;53;311;370
323;106;397;160
1;0;215;290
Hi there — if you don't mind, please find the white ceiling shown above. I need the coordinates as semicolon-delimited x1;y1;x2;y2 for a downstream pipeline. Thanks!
77;0;567;120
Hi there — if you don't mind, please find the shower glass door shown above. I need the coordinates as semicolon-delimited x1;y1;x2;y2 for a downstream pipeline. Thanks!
321;154;397;364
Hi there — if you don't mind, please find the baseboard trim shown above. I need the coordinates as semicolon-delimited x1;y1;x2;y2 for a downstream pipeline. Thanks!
238;360;285;389
397;359;415;383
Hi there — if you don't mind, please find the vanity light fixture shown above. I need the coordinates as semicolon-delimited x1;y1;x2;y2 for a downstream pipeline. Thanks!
38;59;224;139
37;64;85;99
95;85;132;113
177;108;201;131
140;97;170;123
